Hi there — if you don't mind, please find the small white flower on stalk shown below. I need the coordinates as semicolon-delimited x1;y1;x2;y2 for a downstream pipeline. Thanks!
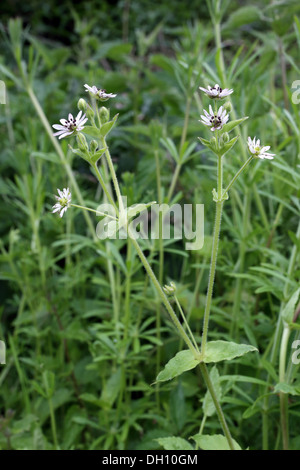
199;84;233;99
84;84;117;101
52;188;72;218
247;137;275;160
52;111;88;139
200;105;229;131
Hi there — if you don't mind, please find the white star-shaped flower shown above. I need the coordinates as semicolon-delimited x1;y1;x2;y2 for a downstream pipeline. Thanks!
199;84;233;100
247;137;275;160
52;188;72;218
52;111;88;139
84;84;117;101
199;105;229;131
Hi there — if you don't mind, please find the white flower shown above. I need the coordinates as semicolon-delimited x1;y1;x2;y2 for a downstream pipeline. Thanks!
200;105;229;131
199;84;233;99
52;111;88;139
52;188;72;218
247;137;275;160
84;84;117;101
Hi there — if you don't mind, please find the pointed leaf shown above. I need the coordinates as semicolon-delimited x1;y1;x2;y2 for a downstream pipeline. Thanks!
203;340;258;363
222;116;248;134
281;287;300;324
155;350;200;383
191;434;242;450
99;114;119;137
156;437;194;451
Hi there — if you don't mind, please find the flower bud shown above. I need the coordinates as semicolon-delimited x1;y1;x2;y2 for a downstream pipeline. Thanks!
77;98;87;113
223;101;232;113
220;132;229;145
99;106;110;124
76;132;88;152
90;140;98;154
163;282;177;296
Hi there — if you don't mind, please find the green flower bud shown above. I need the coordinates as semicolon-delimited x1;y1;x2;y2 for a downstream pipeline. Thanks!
76;132;88;152
90;140;98;154
223;101;232;113
78;98;87;113
163;281;177;296
99;106;110;124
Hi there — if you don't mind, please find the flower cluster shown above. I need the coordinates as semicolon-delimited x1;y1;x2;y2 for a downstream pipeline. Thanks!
52;188;72;218
199;83;275;160
52;84;116;140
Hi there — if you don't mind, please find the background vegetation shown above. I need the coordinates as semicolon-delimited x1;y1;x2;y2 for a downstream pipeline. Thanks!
0;0;300;450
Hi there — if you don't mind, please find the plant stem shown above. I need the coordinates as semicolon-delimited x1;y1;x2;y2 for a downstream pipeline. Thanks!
92;163;119;213
127;227;198;355
174;295;199;352
201;200;223;356
279;326;290;450
199;363;235;450
201;153;223;356
223;156;254;195
70;203;117;220
101;137;124;213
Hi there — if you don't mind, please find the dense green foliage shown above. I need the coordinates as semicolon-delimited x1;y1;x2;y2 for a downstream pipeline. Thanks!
1;0;300;450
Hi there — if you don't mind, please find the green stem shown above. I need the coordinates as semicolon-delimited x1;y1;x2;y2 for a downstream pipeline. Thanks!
279;326;290;450
127;227;198;355
167;163;182;202
199;363;235;450
201;200;223;355
70;203;117;220
92;163;119;213
223;156;254;195
101;137;124;213
262;219;300;449
174;295;199;352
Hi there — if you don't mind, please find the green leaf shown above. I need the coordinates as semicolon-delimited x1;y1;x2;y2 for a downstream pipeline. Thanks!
203;341;258;363
219;135;239;156
42;370;55;399
100;368;122;408
156;437;194;451
274;382;300;396
90;147;107;164
99;114;119;137
224;6;261;30
155;350;200;383
82;126;101;138
191;434;242;450
203;366;221;417
281;288;300;324
222;117;248;134
32;380;47;398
